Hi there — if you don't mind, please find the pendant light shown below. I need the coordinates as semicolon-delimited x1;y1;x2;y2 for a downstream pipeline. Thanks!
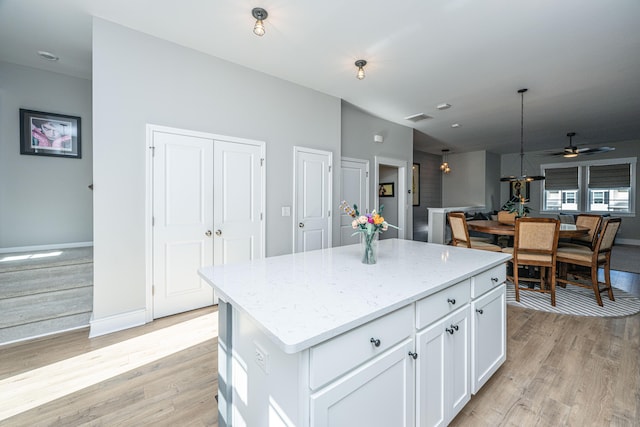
500;88;545;182
440;149;451;174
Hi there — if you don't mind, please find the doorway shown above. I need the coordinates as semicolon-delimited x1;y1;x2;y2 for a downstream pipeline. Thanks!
374;156;407;240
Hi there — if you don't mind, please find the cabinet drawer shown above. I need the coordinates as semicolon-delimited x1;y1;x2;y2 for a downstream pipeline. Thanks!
416;279;470;329
309;305;413;390
471;264;506;299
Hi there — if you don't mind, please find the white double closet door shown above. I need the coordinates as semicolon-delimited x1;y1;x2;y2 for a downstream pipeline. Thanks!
151;126;264;318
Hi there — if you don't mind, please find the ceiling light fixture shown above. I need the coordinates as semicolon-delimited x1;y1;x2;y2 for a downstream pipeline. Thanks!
563;132;579;158
252;7;268;36
437;103;452;110
355;59;367;80
440;149;451;174
451;123;461;128
37;50;59;61
500;88;545;182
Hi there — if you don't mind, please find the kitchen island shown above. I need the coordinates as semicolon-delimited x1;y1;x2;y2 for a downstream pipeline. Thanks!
199;239;511;427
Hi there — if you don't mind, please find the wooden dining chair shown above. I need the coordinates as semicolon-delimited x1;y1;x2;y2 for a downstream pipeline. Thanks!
502;217;561;306
569;214;603;250
556;217;621;307
447;212;502;252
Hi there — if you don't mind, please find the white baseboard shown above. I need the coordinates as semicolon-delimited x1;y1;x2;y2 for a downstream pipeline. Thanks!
89;309;147;338
0;241;93;254
616;238;640;246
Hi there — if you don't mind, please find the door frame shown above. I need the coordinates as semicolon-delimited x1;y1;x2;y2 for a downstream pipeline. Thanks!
374;156;407;240
292;146;333;253
145;124;266;322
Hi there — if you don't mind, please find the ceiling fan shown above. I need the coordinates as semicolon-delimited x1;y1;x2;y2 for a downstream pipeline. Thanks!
548;132;615;157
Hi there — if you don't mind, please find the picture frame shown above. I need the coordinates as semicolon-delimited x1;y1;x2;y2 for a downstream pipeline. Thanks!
20;109;81;159
509;180;529;201
379;182;394;197
412;163;420;206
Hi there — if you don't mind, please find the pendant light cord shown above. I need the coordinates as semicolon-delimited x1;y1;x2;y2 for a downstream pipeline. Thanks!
520;89;525;177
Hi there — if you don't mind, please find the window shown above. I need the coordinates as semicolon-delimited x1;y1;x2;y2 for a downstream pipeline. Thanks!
541;158;636;214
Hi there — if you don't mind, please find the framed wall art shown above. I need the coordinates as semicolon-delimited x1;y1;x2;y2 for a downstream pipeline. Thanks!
412;163;420;206
379;182;394;197
20;109;81;159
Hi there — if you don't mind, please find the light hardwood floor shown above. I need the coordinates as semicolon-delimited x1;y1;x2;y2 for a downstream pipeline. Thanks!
1;273;638;426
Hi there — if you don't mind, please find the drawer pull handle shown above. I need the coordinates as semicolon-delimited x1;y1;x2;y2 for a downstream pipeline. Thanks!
491;277;499;282
476;308;484;315
408;351;418;360
446;327;455;335
370;337;381;347
447;298;456;305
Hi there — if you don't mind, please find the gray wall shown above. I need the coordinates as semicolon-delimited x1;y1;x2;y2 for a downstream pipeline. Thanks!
412;150;442;241
92;20;341;321
442;150;488;208
484;151;501;211
341;101;414;239
0;61;92;250
500;140;639;242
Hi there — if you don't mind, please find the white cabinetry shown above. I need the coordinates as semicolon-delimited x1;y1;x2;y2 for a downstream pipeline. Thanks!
416;307;470;427
311;339;415;427
471;284;506;393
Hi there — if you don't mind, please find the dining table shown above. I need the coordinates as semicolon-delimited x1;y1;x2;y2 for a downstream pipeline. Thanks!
466;219;589;239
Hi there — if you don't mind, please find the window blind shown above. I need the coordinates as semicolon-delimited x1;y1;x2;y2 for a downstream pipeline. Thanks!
544;167;578;191
589;163;631;189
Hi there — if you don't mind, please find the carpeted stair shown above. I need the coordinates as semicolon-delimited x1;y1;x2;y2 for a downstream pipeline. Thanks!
0;247;93;345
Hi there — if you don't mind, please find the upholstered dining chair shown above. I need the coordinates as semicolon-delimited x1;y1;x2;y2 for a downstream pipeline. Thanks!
447;212;502;252
502;217;561;306
556;217;621;307
569;214;603;250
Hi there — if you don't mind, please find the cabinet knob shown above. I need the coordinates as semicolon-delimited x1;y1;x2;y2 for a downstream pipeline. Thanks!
446;327;455;335
451;324;459;331
491;277;499;282
370;337;381;347
298;222;305;228
205;230;213;237
476;308;484;315
447;298;456;305
408;351;418;360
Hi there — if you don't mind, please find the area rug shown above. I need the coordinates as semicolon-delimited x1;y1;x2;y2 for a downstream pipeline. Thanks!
506;282;640;317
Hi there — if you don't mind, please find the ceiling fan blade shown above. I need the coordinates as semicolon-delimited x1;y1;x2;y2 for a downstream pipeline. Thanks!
580;146;616;155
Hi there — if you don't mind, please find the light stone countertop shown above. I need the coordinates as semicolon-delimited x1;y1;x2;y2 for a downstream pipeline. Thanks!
199;239;511;354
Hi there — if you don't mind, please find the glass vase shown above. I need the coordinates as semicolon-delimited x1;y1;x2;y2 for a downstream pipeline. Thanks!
361;232;379;265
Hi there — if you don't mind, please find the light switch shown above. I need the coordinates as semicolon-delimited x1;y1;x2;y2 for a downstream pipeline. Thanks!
282;206;291;217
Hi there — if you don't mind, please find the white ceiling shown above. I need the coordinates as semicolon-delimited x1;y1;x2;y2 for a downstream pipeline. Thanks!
1;0;639;155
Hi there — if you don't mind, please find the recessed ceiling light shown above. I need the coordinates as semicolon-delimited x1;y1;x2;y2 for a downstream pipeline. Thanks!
37;51;59;61
436;103;451;110
403;113;432;122
451;123;461;128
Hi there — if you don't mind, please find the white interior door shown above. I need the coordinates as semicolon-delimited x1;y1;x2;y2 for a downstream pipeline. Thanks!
213;139;264;265
152;130;214;318
294;147;332;252
340;158;369;246
150;127;265;318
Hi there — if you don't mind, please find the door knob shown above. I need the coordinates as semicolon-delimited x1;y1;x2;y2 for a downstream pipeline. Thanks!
299;222;305;228
205;230;212;237
215;229;222;236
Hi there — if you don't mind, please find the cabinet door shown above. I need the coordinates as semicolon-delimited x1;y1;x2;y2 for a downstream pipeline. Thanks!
416;318;447;427
416;307;470;427
471;283;506;393
310;339;415;427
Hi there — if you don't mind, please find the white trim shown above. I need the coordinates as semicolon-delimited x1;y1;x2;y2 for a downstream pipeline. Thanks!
374;156;408;239
292;146;334;253
0;241;93;254
89;309;146;338
0;324;89;347
616;238;640;246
